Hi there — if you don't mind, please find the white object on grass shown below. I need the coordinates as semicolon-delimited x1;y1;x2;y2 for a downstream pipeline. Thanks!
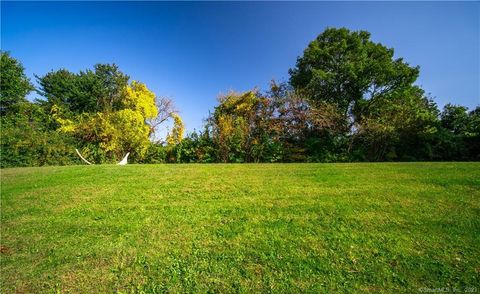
117;152;130;165
75;149;130;165
75;149;93;165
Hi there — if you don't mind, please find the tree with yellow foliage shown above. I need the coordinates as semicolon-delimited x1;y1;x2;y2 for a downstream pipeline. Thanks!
51;72;177;162
122;81;158;119
210;90;262;162
166;112;185;146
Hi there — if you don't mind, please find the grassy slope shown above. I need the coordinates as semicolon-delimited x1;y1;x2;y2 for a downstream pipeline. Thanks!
1;163;479;293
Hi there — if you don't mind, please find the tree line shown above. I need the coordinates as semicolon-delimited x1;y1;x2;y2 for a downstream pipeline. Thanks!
1;28;478;167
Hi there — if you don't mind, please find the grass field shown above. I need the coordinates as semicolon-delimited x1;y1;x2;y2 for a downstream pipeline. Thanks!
1;163;479;293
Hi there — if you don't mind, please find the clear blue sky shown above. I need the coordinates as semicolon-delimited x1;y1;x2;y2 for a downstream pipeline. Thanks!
2;1;479;133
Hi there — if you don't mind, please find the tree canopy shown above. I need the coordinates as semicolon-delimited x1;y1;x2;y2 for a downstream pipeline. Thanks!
0;51;34;114
289;28;419;117
1;28;478;167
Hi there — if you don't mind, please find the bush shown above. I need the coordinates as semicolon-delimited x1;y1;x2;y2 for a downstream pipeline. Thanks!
141;143;167;164
1;104;79;167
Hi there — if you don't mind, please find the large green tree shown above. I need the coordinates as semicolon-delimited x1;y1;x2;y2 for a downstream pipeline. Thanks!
0;53;77;167
37;64;129;115
0;52;34;114
289;28;419;118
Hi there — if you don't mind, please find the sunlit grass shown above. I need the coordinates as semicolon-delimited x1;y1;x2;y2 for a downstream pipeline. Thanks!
1;163;479;292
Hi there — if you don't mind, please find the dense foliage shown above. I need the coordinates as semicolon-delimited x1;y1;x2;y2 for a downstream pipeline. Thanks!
1;53;183;167
1;28;478;166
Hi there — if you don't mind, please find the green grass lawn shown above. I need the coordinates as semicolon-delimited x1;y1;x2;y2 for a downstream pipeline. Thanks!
1;163;479;293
